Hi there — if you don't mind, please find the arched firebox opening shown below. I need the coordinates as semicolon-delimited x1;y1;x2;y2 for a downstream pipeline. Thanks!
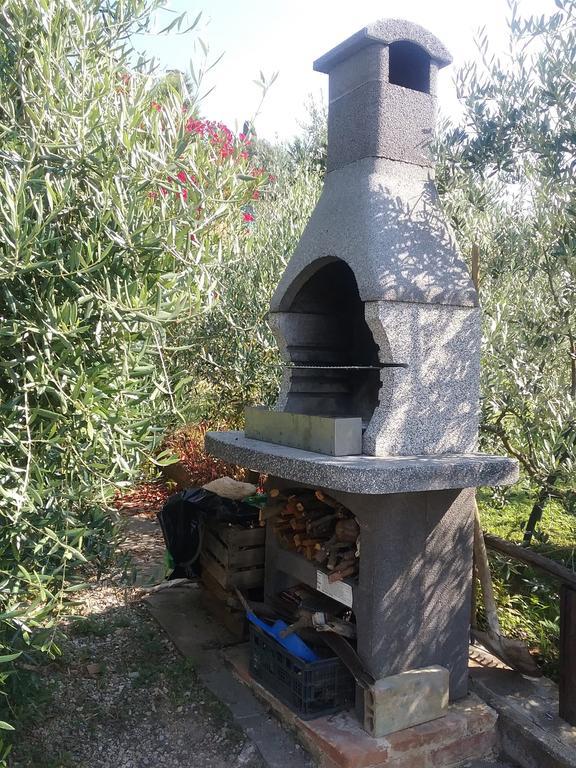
280;259;382;424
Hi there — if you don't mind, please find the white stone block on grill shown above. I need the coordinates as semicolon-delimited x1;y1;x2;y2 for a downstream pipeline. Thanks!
244;407;362;456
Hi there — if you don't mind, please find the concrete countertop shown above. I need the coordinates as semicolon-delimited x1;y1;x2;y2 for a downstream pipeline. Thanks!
206;430;518;495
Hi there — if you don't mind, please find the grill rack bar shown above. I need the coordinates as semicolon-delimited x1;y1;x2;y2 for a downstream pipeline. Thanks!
284;363;408;370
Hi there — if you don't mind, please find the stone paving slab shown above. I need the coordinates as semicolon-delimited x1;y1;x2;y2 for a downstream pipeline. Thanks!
470;666;576;768
144;584;314;768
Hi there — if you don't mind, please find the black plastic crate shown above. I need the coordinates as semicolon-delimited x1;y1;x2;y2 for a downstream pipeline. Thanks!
249;624;355;719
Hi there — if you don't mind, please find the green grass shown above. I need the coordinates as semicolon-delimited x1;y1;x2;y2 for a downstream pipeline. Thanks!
476;488;576;679
478;488;576;567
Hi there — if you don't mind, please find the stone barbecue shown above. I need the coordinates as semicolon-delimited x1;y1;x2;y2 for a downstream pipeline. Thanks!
206;19;518;709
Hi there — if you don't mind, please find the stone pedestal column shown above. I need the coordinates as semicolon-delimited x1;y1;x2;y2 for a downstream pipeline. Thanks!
334;487;474;700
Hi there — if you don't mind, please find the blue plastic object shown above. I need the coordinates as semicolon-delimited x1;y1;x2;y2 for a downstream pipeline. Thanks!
246;611;319;663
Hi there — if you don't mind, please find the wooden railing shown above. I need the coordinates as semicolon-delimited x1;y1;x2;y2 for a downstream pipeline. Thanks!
484;533;576;726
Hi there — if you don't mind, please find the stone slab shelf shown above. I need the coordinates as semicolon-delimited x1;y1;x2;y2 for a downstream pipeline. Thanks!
273;540;356;608
206;431;519;495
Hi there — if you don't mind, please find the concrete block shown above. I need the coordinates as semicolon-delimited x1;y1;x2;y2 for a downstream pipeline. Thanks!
244;408;362;456
364;666;449;737
328;44;389;102
326;80;436;170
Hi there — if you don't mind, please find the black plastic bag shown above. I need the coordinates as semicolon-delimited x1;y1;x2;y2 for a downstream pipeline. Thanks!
157;488;258;580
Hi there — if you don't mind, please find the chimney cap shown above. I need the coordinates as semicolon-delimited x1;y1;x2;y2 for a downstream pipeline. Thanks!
313;18;452;74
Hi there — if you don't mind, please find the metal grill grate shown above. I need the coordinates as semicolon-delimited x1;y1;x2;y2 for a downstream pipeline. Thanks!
284;363;408;370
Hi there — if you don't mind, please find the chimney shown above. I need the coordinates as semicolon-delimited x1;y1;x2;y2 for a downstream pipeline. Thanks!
314;19;452;171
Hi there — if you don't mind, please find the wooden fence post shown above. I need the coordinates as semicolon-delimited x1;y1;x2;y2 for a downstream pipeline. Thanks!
559;585;576;725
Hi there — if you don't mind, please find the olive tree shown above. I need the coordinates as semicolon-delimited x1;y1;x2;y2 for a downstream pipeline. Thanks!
437;0;576;543
0;0;263;734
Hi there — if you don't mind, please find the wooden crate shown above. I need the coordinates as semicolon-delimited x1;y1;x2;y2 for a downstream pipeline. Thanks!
200;523;265;591
200;569;248;640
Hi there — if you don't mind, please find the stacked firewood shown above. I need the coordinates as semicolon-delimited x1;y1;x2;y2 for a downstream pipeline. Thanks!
260;489;360;583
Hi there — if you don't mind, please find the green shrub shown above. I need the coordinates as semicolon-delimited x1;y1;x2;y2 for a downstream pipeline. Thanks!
0;0;264;739
172;142;323;425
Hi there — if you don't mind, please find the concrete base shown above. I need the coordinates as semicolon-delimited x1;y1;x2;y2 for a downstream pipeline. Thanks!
225;643;498;768
470;666;576;768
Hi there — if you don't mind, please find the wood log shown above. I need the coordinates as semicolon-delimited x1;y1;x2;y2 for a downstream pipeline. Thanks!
330;541;354;551
314;548;329;565
314;490;337;507
327;549;339;570
301;538;324;547
289;519;306;531
337;549;356;562
328;564;357;583
286;499;304;516
308;513;337;532
304;508;334;523
335;518;360;543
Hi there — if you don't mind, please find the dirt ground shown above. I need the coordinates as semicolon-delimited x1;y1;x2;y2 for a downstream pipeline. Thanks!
8;514;267;768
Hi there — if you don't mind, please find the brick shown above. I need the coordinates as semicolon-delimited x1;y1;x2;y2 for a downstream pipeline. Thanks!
383;755;432;768
387;711;467;757
307;716;390;768
429;730;496;766
460;699;499;736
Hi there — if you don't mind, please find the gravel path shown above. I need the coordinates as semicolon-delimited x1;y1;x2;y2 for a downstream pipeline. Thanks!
8;515;267;768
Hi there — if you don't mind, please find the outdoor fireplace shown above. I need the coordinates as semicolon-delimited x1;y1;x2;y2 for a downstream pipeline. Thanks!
206;18;518;710
268;19;480;457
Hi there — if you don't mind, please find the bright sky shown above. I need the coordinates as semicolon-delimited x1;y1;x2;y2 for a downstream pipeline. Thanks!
135;0;553;141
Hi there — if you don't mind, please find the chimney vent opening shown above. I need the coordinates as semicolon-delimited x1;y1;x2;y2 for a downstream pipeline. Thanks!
388;41;430;94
